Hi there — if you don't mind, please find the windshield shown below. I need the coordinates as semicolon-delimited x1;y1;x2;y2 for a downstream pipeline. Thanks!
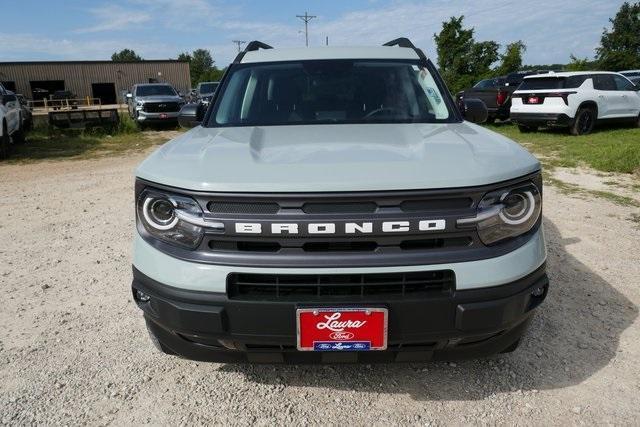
209;60;453;127
136;85;176;96
198;82;219;94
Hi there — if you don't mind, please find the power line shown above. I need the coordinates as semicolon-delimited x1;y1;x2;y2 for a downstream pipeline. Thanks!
296;11;316;47
232;40;247;53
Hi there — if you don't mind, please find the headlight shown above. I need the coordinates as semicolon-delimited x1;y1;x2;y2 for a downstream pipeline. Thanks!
136;101;144;107
458;181;541;245
137;189;205;249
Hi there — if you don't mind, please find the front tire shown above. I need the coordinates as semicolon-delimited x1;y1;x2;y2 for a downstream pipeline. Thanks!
570;107;596;135
0;124;10;160
12;121;25;145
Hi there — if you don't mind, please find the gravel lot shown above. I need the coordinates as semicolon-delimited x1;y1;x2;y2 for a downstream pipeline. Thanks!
1;146;639;425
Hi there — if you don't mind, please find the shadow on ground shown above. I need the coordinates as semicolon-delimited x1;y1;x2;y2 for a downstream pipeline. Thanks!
219;218;637;401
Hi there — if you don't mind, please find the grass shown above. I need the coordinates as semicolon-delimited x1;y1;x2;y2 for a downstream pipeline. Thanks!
4;114;180;163
488;123;640;175
545;176;639;207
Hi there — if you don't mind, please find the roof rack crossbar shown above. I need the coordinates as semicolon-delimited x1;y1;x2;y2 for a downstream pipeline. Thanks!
383;37;427;62
234;40;273;63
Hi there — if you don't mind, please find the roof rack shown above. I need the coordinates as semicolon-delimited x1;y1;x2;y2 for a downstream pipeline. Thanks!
383;37;427;62
233;40;273;63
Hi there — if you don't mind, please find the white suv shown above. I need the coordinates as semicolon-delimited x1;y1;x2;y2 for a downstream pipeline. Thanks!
0;83;25;159
510;71;640;135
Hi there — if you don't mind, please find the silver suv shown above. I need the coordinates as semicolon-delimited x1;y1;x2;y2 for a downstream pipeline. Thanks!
126;83;184;125
132;39;548;363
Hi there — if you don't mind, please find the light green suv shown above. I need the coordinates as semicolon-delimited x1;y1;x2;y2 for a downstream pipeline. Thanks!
132;38;548;363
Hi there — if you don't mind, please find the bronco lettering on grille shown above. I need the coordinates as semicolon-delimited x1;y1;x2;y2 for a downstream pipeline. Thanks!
234;219;445;235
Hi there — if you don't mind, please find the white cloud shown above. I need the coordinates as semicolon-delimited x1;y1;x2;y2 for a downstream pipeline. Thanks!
210;0;623;66
0;0;626;66
0;33;174;61
74;5;151;33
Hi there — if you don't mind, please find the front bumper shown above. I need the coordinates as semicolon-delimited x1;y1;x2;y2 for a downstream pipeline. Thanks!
511;112;572;127
133;263;548;363
136;110;180;122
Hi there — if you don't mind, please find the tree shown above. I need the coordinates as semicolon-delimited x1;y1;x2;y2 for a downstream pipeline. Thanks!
596;1;640;70
111;49;142;62
177;52;192;63
565;54;592;71
178;49;218;86
190;49;214;84
434;16;499;93
495;41;526;75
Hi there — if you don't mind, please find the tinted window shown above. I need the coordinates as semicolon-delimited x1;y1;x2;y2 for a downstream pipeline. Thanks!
613;75;635;91
563;75;589;88
593;75;617;91
518;76;586;90
210;60;453;127
198;82;219;94
473;79;496;89
136;85;176;96
621;71;640;78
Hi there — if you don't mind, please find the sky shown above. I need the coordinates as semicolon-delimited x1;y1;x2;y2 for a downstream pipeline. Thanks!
0;0;627;67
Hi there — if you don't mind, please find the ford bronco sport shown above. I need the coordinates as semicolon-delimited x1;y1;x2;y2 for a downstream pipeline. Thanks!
133;39;548;363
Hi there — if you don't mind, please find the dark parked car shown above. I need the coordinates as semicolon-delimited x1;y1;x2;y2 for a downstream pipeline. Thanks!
192;81;219;106
456;71;541;123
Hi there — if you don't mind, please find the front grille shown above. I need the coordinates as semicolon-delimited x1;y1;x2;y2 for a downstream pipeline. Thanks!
136;172;542;267
208;201;280;214
207;236;472;253
143;102;181;113
228;270;455;301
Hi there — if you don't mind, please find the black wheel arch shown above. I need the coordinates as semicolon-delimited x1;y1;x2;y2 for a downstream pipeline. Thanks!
576;101;598;119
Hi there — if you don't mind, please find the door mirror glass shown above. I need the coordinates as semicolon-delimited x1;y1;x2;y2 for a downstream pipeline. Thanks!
178;102;206;128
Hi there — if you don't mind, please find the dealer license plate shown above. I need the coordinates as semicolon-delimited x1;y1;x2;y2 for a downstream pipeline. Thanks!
296;308;388;351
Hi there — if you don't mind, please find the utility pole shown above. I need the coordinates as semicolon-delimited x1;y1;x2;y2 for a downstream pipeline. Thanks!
232;40;246;53
296;11;316;47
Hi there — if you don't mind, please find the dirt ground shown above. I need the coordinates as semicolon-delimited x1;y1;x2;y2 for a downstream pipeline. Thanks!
0;146;639;425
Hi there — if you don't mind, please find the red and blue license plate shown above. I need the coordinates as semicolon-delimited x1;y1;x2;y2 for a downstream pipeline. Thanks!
528;96;541;104
296;308;388;351
159;113;168;119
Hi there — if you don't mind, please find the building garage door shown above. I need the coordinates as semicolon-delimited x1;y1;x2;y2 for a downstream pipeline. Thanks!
30;80;65;101
91;83;117;105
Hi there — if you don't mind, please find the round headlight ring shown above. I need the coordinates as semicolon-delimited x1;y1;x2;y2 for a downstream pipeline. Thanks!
142;197;178;230
499;190;536;225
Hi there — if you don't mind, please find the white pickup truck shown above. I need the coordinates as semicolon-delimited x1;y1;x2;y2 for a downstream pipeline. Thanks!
0;83;25;159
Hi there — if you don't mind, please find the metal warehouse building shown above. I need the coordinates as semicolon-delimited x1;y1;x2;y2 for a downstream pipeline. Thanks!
0;60;191;104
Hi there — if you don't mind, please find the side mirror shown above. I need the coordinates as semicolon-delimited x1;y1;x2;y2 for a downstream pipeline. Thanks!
2;94;16;105
178;102;206;128
459;98;488;124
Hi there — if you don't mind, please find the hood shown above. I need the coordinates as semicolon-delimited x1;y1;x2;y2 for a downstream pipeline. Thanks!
136;123;540;192
137;95;183;103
